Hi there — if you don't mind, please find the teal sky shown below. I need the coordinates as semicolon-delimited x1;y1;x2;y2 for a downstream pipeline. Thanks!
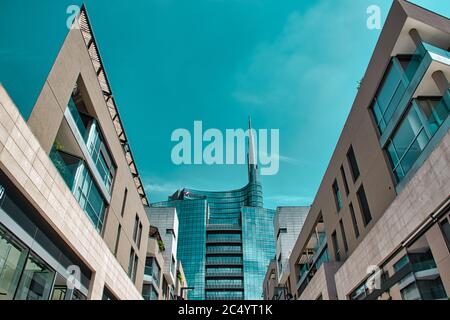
0;0;449;209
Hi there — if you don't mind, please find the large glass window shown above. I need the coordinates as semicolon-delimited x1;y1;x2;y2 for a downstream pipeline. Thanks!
372;62;408;133
68;86;116;194
73;164;107;232
14;254;55;300
86;121;115;192
0;227;28;300
386;104;429;182
387;95;449;183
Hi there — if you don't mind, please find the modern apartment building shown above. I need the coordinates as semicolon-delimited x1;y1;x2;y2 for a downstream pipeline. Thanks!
0;6;150;300
146;207;179;300
152;120;276;300
285;0;450;300
143;226;165;300
263;206;309;300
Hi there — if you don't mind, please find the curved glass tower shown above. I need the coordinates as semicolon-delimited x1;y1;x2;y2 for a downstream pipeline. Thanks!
151;120;275;300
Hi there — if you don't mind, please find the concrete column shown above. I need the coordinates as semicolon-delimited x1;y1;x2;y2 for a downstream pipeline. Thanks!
425;224;450;297
431;71;450;95
409;29;422;47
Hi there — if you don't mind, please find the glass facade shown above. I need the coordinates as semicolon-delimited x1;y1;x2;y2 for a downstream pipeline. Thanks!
152;199;207;300
241;207;276;300
152;138;276;300
0;170;92;300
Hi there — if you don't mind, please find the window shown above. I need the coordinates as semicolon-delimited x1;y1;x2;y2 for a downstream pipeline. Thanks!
332;180;343;212
86;120;115;193
386;103;429;183
128;248;138;283
371;61;408;133
120;188;128;217
349;203;360;238
133;215;141;247
331;231;340;262
102;287;117;300
0;226;29;300
114;224;121;256
347;146;360;182
145;257;161;287
387;98;449;183
339;220;348;253
137;223;143;249
357;185;372;226
142;284;159;300
170;255;176;277
340;166;350;195
440;219;450;250
166;229;176;239
72;163;107;232
277;228;287;238
14;253;56;300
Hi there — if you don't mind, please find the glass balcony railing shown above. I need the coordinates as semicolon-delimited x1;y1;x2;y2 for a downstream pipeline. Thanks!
49;147;81;191
67;97;90;142
387;93;450;183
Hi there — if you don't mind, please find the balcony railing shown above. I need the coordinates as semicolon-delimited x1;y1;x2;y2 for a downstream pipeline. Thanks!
374;41;450;136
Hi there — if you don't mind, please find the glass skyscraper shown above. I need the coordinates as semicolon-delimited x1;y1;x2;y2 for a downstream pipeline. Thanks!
151;120;276;300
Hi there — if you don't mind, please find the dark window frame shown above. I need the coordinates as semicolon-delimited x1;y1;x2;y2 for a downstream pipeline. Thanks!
357;185;372;227
347;146;361;182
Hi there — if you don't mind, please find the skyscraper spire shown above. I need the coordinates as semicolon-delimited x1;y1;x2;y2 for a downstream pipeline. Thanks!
248;116;256;168
248;117;259;184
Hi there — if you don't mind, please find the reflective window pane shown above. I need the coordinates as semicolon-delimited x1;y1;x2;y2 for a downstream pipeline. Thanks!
14;254;55;300
0;227;28;300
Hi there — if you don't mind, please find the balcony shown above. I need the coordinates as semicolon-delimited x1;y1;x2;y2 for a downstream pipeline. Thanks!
375;41;450;144
386;92;450;183
49;148;81;191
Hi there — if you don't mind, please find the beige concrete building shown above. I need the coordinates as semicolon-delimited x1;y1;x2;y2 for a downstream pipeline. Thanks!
143;226;165;300
285;0;450;300
0;6;150;300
